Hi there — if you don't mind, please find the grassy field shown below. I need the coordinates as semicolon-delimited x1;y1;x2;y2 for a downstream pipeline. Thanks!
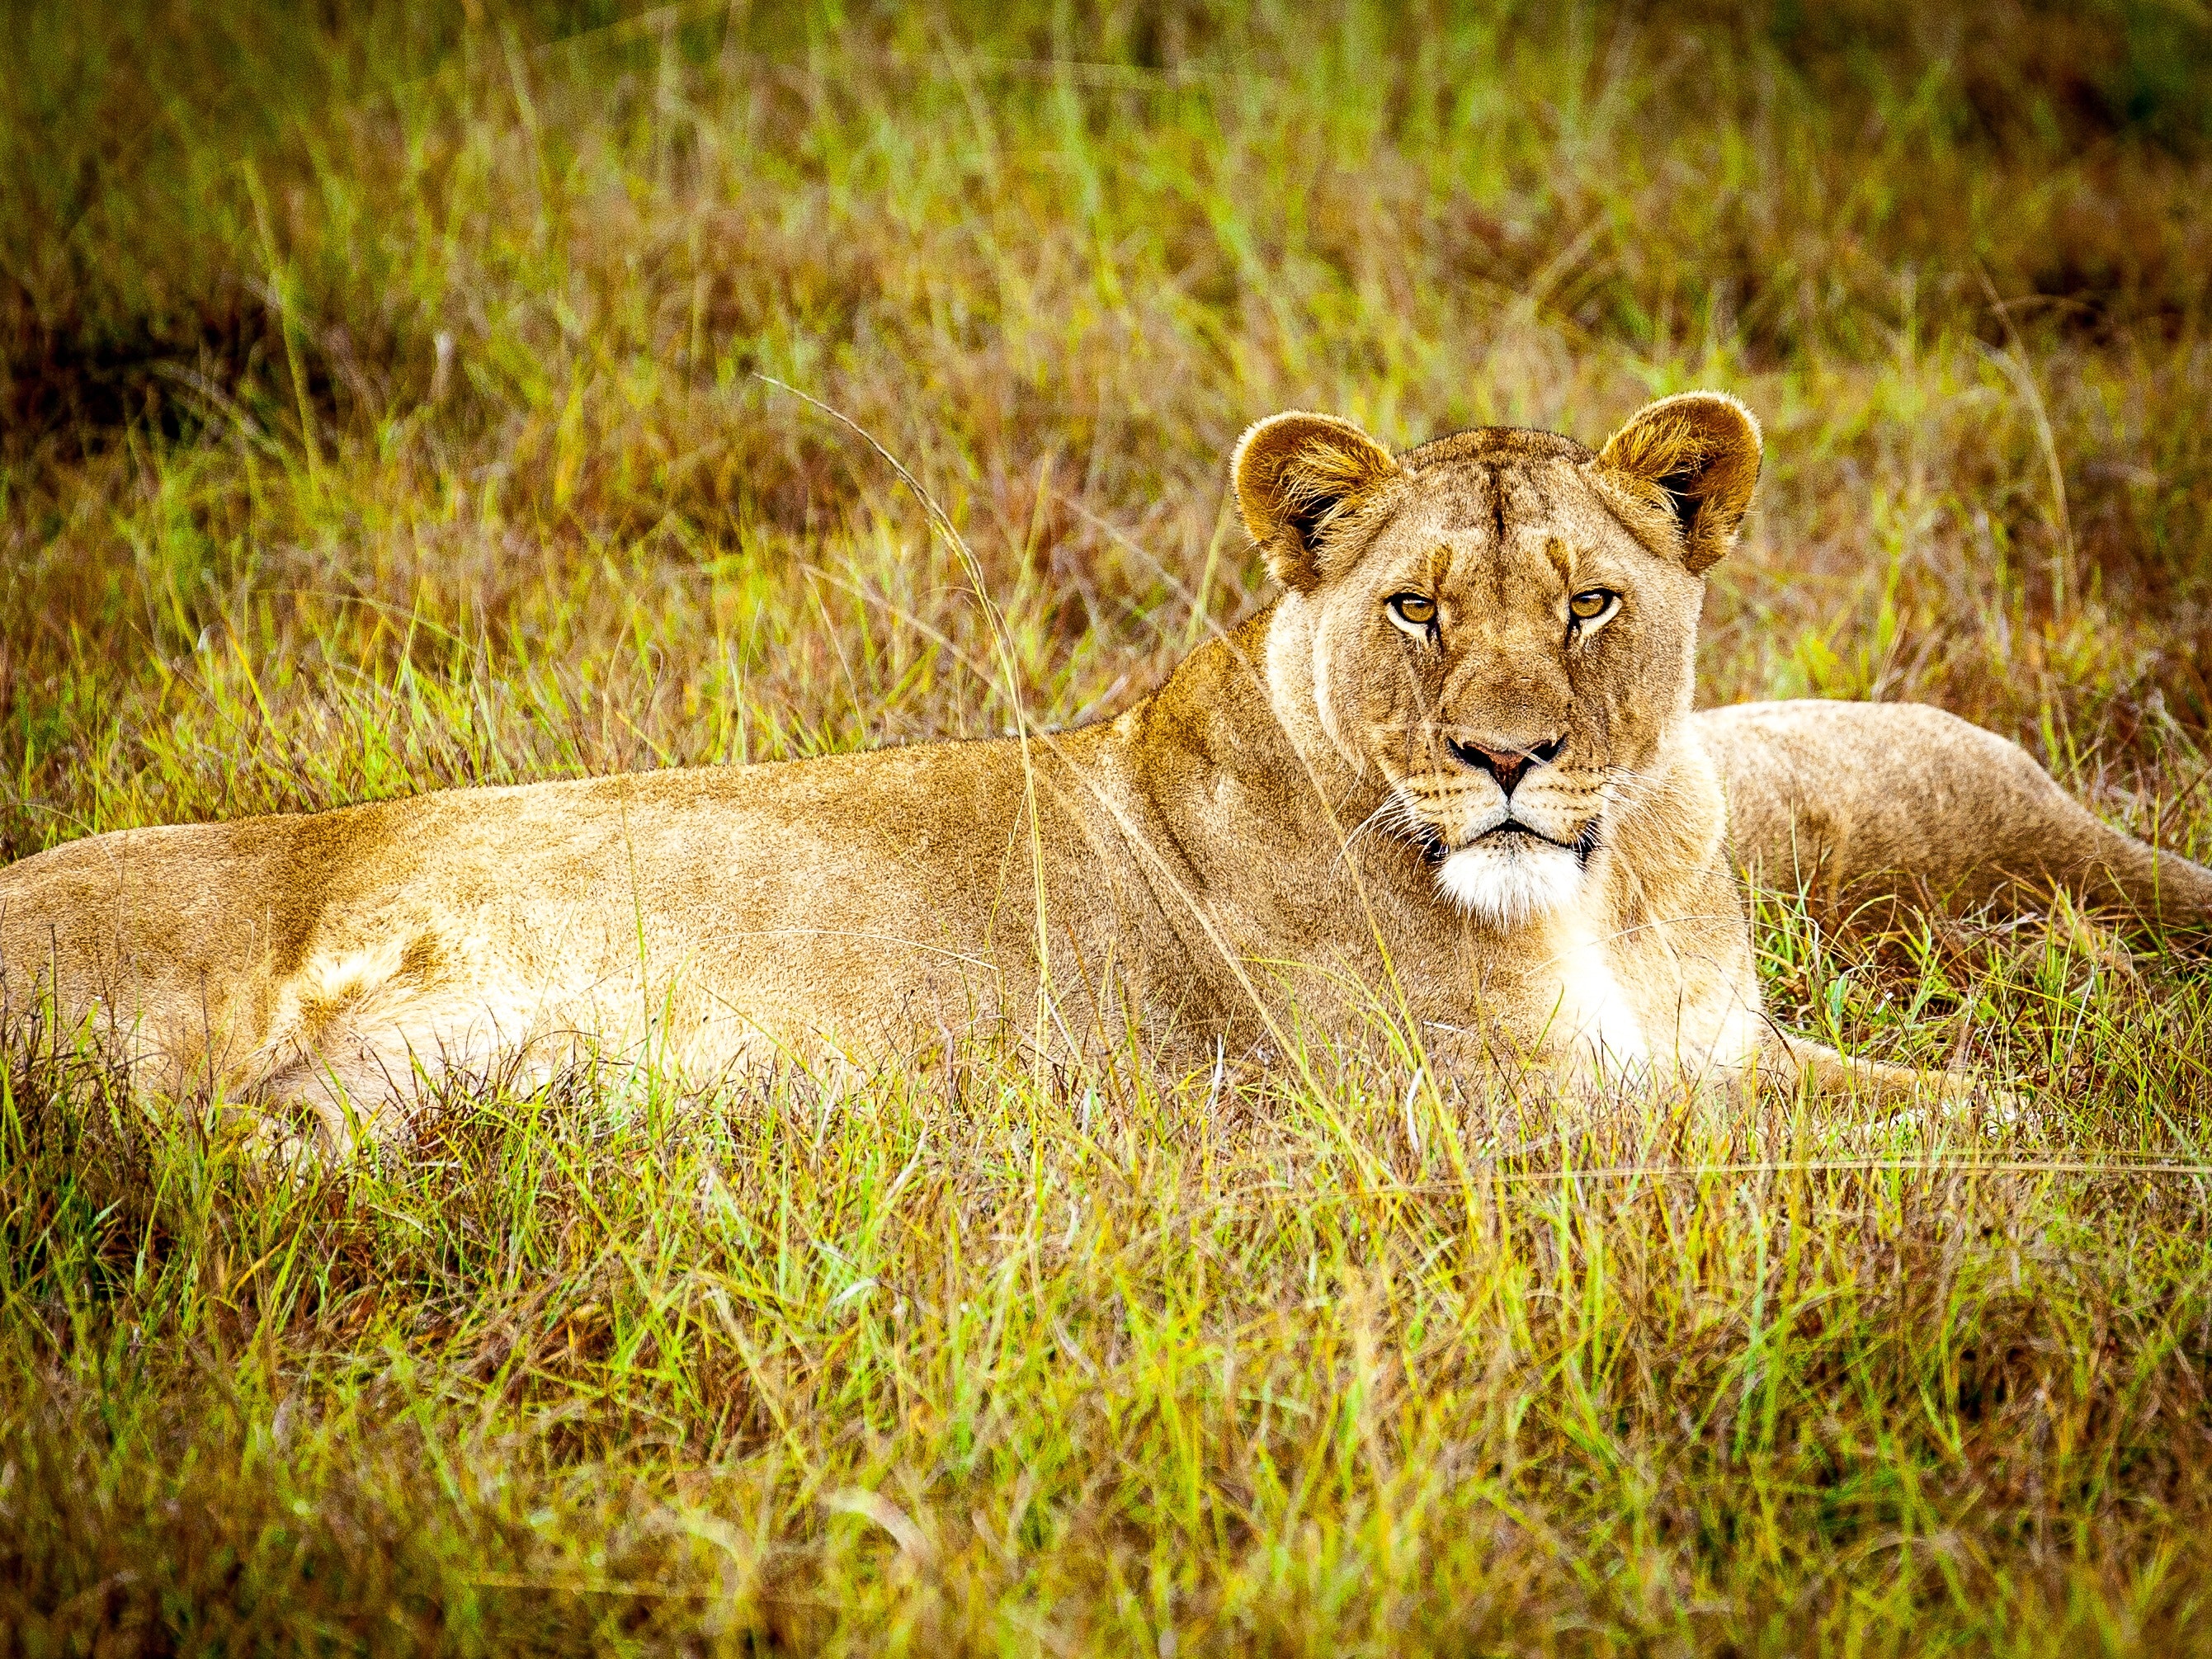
6;2;2212;1651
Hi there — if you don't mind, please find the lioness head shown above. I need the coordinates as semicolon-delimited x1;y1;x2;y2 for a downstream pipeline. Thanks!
1234;393;1761;928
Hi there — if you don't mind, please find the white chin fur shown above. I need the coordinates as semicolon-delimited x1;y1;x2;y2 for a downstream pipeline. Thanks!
1435;835;1584;928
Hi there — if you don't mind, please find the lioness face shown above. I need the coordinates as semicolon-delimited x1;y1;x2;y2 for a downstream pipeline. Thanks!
1234;394;1763;929
1314;447;1705;926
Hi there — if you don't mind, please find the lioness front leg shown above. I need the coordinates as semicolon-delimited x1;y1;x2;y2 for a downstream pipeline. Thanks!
1700;701;2212;941
1763;1030;2024;1133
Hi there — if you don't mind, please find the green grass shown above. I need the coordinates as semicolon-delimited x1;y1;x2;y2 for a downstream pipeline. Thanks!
5;2;2212;1651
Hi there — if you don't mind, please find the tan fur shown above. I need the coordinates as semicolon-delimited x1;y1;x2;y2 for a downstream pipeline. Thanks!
5;394;2207;1150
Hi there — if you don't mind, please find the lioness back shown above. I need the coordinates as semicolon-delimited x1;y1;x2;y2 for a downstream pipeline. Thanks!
0;719;1163;1124
0;613;1434;1139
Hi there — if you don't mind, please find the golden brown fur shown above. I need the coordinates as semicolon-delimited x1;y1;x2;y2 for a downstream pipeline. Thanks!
4;393;2207;1149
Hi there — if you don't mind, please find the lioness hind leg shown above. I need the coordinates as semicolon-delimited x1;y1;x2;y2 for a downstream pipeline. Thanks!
1704;701;2212;943
256;1037;421;1157
1980;754;2212;943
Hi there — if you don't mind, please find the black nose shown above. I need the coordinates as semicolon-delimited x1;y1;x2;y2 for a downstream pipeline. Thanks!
1449;735;1563;795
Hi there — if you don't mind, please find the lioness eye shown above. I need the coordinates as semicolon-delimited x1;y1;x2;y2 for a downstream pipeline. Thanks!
1389;593;1436;628
1569;589;1615;621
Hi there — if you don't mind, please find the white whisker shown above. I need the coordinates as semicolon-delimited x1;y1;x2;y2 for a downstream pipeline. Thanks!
1332;796;1408;871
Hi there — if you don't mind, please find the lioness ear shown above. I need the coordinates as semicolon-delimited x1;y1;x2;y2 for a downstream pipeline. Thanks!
1232;411;1404;591
1596;391;1762;574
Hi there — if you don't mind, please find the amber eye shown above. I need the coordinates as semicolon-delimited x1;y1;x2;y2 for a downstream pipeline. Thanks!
1568;589;1616;622
1389;593;1437;628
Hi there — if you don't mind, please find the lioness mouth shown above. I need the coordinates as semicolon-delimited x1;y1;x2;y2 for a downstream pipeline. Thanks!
1429;822;1601;868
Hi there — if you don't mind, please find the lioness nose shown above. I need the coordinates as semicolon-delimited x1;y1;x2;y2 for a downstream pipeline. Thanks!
1449;735;1563;795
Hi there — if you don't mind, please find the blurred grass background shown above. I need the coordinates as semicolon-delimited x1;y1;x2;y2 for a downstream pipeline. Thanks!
4;1;2212;1652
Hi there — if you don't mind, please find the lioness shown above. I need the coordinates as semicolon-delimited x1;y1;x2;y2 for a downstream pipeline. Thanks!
3;392;2206;1148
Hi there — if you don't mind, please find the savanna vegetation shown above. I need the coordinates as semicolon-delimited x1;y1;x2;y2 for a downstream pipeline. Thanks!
5;2;2212;1651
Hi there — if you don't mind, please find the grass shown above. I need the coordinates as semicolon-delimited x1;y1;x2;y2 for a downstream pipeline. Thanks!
5;1;2212;1650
